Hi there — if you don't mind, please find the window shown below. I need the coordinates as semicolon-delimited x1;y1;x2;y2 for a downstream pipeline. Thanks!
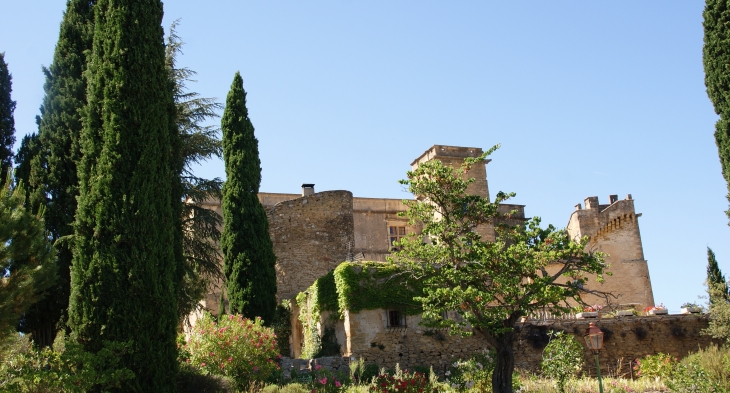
389;226;406;248
387;310;406;327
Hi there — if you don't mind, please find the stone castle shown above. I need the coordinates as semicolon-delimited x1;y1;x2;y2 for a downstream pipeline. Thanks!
200;144;654;312
196;145;656;364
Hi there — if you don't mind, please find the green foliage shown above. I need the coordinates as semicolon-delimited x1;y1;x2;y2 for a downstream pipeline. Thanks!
704;281;730;342
334;262;424;315
391;145;607;393
67;0;181;391
707;247;728;304
0;332;134;393
166;20;225;327
0;175;56;350
221;71;277;324
261;383;310;393
18;0;94;348
665;344;730;393
634;353;676;380
447;351;496;392
704;0;730;222
182;313;280;390
272;300;293;356
177;360;236;393
0;52;16;183
541;332;583;393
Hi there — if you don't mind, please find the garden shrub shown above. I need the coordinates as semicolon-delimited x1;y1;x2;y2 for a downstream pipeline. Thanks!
0;332;134;393
372;367;438;393
182;313;280;390
634;352;675;380
177;361;236;393
541;332;583;393
447;350;495;392
666;345;730;393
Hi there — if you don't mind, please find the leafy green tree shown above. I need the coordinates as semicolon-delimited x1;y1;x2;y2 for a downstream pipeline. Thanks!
0;52;16;184
0;174;56;351
704;0;730;223
13;132;41;206
16;0;95;348
67;0;181;390
221;72;277;324
165;20;225;325
708;247;728;303
392;145;608;393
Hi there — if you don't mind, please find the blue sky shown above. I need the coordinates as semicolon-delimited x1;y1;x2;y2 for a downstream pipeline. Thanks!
1;1;727;313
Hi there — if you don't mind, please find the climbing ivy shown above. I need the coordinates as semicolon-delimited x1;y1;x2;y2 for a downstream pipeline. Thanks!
333;262;424;315
295;262;425;358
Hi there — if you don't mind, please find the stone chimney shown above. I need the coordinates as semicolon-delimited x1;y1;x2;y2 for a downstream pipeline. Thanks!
609;194;618;204
302;184;315;196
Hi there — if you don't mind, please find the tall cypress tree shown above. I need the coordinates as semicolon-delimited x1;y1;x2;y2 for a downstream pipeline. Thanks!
0;52;16;184
708;247;729;302
704;0;730;222
17;0;95;348
221;72;277;324
67;0;180;390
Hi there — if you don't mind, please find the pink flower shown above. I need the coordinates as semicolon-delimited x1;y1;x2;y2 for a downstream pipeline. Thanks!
335;380;341;387
228;357;233;362
201;362;206;367
319;377;327;385
315;365;322;370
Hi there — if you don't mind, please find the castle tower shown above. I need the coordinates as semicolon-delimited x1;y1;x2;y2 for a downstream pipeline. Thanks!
567;194;655;309
411;145;491;201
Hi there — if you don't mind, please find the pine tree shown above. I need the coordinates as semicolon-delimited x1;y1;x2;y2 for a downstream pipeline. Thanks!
67;0;181;390
17;0;95;348
704;0;730;222
708;247;729;302
221;72;277;324
0;52;16;184
165;21;225;326
0;173;56;351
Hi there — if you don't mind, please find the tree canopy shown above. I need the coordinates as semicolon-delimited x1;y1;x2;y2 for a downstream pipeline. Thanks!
391;145;608;393
0;52;16;184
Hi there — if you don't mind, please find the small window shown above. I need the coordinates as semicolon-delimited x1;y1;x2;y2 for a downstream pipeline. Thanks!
389;226;407;248
387;310;406;327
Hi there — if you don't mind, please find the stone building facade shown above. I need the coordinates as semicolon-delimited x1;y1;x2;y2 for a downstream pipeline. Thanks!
197;144;657;359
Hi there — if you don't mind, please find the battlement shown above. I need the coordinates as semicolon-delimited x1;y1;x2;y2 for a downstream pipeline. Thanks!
410;145;488;167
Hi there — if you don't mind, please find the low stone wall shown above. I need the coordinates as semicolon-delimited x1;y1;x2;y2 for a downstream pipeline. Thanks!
280;356;350;379
312;313;717;377
515;314;718;377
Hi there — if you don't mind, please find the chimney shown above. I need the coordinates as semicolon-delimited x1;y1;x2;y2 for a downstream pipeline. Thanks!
302;184;315;196
609;194;618;204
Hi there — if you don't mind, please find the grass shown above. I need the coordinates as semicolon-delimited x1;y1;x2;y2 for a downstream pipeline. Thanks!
520;376;667;393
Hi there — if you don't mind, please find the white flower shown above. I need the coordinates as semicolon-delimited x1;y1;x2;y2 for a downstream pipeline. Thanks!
445;371;451;376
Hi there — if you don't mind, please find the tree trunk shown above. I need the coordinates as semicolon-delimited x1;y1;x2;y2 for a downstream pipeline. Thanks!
492;331;516;393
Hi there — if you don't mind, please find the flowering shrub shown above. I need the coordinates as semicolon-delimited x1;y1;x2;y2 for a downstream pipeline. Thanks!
634;353;675;380
541;332;583;393
372;366;438;393
305;364;347;393
183;313;280;389
644;303;667;314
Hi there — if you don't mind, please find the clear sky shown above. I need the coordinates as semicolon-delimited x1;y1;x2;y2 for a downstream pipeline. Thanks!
1;1;727;313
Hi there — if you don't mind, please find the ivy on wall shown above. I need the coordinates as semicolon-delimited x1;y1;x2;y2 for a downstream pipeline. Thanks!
295;261;425;358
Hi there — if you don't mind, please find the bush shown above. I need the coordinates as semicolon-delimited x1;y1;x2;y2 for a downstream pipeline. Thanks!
448;350;495;392
177;361;236;393
634;352;675;380
0;332;134;393
666;345;730;393
540;332;583;393
182;313;280;390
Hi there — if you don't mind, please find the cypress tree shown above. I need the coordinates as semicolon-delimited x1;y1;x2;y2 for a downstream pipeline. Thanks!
704;0;730;222
708;246;729;302
18;0;95;347
221;72;277;324
68;0;180;390
0;52;16;184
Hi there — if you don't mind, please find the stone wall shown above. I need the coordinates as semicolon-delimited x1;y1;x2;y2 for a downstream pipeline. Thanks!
267;190;354;301
331;311;716;376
